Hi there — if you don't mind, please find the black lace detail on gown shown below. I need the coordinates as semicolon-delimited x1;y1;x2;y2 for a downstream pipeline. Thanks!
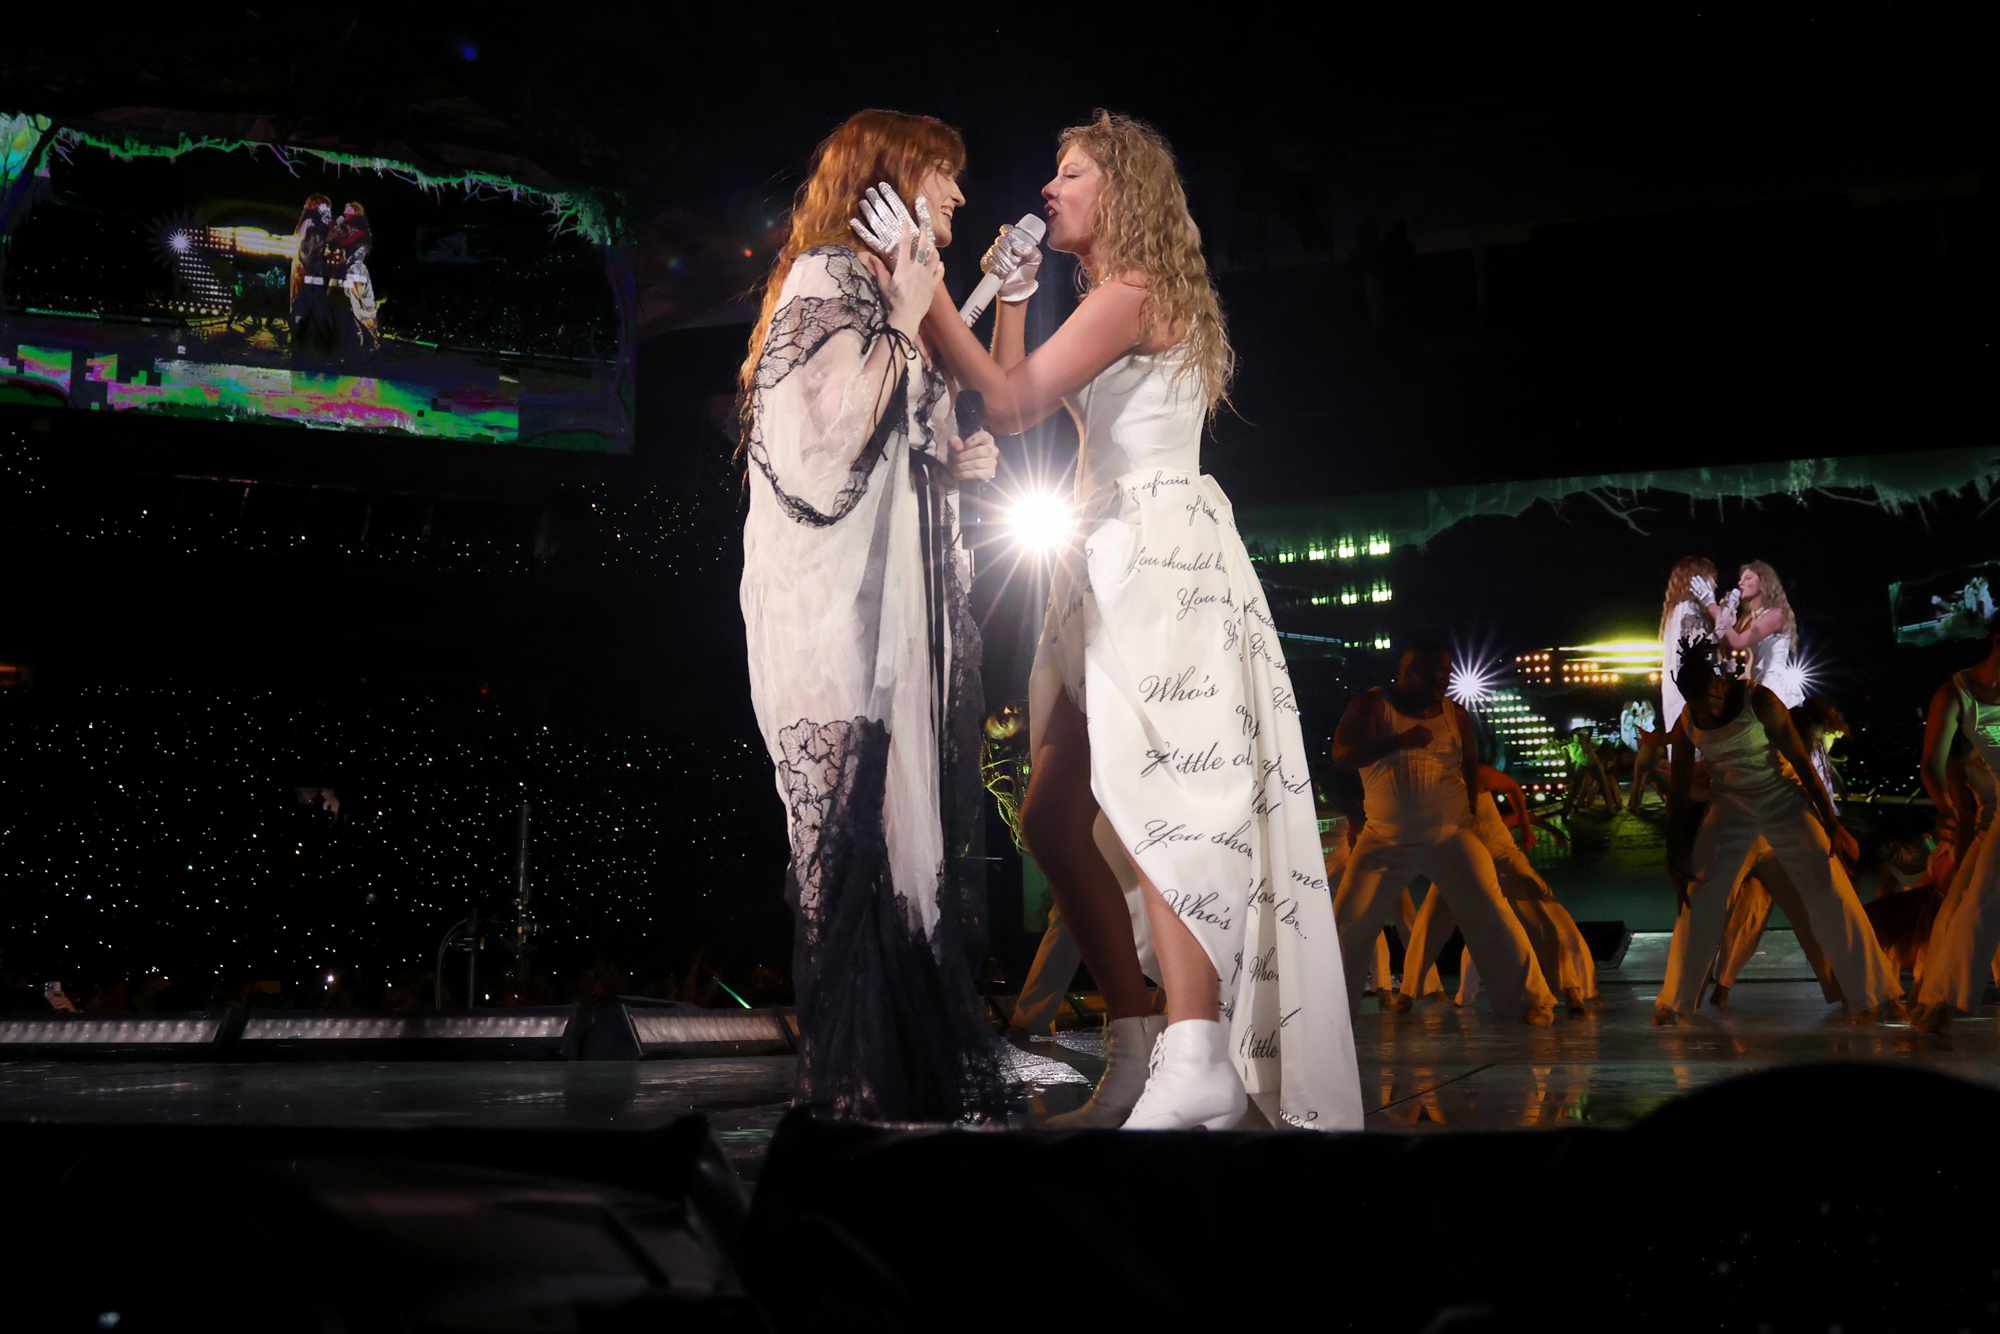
776;706;1007;1122
742;245;940;529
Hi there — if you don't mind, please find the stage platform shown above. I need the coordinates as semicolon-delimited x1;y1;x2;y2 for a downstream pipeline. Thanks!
3;979;1988;1179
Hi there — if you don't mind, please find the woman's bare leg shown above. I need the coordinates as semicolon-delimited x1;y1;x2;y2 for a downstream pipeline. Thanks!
1137;866;1222;1024
1020;687;1154;1021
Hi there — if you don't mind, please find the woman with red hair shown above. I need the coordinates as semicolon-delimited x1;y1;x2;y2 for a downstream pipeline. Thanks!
738;110;1002;1121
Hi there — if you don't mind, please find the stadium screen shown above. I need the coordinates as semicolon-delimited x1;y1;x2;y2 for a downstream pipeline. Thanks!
0;111;629;451
1891;562;1999;648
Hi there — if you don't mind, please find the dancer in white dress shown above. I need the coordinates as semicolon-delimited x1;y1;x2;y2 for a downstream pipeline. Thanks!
1656;636;1900;1022
1332;640;1557;1023
1914;619;2000;1030
904;111;1361;1132
740;111;1003;1120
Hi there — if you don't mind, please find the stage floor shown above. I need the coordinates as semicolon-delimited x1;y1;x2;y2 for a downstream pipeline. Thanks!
4;980;1990;1178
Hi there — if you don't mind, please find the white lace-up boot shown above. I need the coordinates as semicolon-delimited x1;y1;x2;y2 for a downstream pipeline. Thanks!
1045;1013;1167;1129
1119;1018;1247;1131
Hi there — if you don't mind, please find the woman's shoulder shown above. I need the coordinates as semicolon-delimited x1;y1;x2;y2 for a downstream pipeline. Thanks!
784;245;881;300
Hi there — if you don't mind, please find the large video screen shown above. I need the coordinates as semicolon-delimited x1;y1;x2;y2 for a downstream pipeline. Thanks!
1891;562;1999;648
0;112;630;450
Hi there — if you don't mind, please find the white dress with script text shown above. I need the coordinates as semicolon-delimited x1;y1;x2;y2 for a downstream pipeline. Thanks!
1029;347;1363;1130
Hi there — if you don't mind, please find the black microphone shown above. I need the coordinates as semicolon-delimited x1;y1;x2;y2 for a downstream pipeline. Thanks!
955;389;985;438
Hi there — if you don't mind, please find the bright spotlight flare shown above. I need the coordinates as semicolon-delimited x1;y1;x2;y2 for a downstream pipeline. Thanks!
959;215;1046;326
1006;490;1074;554
1448;656;1502;707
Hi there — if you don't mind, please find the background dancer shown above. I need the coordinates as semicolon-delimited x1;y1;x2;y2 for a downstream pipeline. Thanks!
1402;763;1599;1012
1913;617;2000;1031
1657;636;1899;1023
1709;699;1851;1003
910;111;1362;1132
739;109;1002;1121
1326;764;1441;1007
1332;636;1556;1024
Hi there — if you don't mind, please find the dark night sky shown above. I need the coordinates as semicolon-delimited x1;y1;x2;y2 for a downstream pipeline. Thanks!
10;10;1990;483
4;6;1993;714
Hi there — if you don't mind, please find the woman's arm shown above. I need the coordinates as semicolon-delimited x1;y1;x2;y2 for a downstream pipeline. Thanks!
1753;686;1856;861
1478;764;1537;847
1919;681;1961;815
1452;702;1482;821
991;297;1027;370
1712;605;1780;651
921;277;1146;435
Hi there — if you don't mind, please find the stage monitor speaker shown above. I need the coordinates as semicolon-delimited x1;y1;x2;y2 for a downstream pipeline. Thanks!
0;1009;237;1054
237;1005;576;1058
566;998;797;1060
1577;919;1633;966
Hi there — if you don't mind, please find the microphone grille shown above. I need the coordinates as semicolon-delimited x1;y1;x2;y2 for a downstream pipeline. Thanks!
1016;214;1047;242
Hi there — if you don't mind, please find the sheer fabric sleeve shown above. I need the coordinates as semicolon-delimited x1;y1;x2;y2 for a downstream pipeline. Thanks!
743;246;918;526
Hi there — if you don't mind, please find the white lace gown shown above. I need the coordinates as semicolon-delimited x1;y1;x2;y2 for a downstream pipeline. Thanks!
740;246;1000;1121
1660;597;1709;737
1029;349;1363;1131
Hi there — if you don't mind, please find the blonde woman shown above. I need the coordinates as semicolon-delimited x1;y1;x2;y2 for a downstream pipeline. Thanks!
739;110;1002;1122
1695;559;1805;708
867;111;1360;1131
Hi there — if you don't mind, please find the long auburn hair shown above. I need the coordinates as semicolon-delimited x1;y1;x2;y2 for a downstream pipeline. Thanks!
1058;110;1234;418
295;194;331;233
1737;559;1798;639
738;110;965;416
1659;556;1717;638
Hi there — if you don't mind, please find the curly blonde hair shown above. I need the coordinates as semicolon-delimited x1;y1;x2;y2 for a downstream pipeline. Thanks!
1659;556;1718;638
738;110;965;414
1737;559;1798;639
1057;110;1234;417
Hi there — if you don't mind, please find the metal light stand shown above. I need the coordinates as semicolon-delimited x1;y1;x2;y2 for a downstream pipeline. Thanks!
431;801;535;1010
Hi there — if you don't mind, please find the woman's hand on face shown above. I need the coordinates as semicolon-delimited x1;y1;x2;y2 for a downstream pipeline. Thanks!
853;184;944;336
948;429;999;483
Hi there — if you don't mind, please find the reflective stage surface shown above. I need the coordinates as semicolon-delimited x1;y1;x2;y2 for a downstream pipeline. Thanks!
4;978;1992;1178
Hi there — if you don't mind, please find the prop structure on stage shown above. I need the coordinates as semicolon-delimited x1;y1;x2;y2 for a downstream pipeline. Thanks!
0;109;632;451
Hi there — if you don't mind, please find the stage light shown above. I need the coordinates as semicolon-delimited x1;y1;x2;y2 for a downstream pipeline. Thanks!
1005;491;1073;553
1448;658;1500;707
168;230;190;254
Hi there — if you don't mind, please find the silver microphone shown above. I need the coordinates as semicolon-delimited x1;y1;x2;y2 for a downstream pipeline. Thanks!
958;214;1047;326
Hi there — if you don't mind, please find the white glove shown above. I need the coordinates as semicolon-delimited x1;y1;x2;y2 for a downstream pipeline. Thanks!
849;182;935;270
1689;575;1716;607
982;224;1043;303
1721;588;1741;617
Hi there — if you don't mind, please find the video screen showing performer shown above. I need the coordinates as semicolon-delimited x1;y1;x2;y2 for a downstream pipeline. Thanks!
0;110;629;451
